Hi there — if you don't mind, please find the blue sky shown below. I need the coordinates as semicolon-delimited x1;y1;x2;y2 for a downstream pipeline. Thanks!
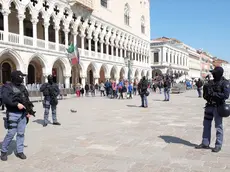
150;0;230;61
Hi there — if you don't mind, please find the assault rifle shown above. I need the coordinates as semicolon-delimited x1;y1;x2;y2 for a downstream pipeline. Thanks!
12;88;36;117
203;74;214;102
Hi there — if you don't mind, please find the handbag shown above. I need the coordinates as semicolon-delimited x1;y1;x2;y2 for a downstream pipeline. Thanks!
145;90;150;96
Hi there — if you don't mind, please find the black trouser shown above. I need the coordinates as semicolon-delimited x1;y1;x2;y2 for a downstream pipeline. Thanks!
101;90;105;96
0;98;4;110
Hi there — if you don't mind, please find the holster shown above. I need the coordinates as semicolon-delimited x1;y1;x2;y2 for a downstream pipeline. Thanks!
3;111;26;130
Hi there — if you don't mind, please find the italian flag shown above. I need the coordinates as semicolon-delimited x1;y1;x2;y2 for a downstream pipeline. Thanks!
67;43;80;65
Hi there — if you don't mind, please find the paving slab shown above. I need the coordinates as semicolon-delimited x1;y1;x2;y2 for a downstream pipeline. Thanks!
0;90;230;172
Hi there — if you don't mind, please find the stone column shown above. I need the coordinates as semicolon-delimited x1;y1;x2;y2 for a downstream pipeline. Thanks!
31;18;38;47
94;39;98;53
111;45;114;56
116;47;118;57
81;35;85;50
81;77;86;87
120;48;123;57
88;38;91;51
64;30;69;48
44;21;49;49
73;34;77;46
54;25;59;51
124;49;127;58
18;14;25;44
106;44;109;55
94;77;99;84
2;9;9;42
100;41;104;55
115;78;119;83
43;75;48;83
64;76;70;89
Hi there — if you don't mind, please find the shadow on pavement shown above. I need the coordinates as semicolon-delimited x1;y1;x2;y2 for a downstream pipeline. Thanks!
32;119;45;126
152;99;164;102
185;96;201;99
159;135;197;147
126;105;139;108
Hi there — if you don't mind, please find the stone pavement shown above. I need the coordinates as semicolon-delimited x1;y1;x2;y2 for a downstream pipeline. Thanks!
0;90;230;172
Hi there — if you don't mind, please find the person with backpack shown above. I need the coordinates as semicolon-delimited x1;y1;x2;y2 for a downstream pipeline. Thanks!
163;75;171;101
195;78;204;98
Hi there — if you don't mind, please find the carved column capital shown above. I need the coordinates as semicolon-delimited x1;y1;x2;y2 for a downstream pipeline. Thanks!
31;18;38;25
18;14;25;21
2;8;10;16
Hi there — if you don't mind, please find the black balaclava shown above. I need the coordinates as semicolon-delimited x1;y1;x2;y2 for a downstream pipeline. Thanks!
48;75;53;84
11;71;26;85
212;67;224;82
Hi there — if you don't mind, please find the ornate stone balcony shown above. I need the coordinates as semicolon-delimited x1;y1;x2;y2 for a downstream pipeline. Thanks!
68;0;94;10
0;30;149;69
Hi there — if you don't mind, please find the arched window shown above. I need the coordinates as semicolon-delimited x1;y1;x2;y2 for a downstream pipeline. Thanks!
124;3;130;26
141;16;145;34
101;0;108;8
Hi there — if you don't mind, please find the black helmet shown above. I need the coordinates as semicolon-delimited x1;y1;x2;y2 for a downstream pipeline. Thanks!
217;103;230;118
47;75;53;84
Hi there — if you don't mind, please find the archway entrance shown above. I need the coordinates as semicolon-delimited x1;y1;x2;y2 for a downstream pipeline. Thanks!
27;57;45;84
134;69;139;81
2;62;11;84
110;66;117;80
0;53;17;84
99;66;105;83
87;63;95;84
152;69;162;78
27;64;35;84
71;64;81;85
119;68;125;80
52;60;65;84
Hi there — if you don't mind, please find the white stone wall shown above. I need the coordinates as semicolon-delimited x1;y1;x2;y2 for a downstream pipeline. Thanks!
92;0;150;41
0;0;151;86
222;63;230;79
150;42;189;75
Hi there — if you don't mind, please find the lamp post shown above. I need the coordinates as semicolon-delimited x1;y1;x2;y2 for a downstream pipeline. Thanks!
124;51;133;83
166;64;174;86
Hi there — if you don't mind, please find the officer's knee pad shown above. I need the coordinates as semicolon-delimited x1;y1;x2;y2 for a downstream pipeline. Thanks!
17;133;24;138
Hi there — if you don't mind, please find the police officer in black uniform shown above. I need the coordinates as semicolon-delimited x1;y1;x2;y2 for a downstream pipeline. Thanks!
40;75;61;127
1;71;32;161
195;66;230;152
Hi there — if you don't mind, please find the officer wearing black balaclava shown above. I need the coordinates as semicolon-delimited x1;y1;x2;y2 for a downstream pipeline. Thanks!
40;75;61;127
1;71;32;161
196;66;229;152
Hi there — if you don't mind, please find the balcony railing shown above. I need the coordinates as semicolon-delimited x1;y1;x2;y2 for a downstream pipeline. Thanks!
68;0;94;10
0;30;149;68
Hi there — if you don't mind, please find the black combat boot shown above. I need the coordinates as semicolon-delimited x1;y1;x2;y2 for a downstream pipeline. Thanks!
1;151;8;161
43;123;48;127
16;152;27;159
195;144;209;149
53;122;61;125
212;147;221;153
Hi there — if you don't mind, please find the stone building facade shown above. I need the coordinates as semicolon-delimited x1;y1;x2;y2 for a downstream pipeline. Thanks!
150;37;189;78
0;0;151;88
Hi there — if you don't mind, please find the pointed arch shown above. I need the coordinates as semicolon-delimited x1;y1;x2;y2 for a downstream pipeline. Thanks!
24;3;34;14
8;0;20;10
0;48;25;71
